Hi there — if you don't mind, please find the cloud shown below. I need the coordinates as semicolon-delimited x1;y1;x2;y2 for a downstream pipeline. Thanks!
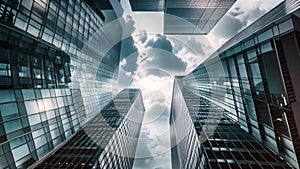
138;30;148;43
208;0;283;48
168;36;215;74
145;35;173;53
122;15;136;37
182;37;206;57
212;14;247;39
230;7;244;17
120;37;139;73
138;34;187;74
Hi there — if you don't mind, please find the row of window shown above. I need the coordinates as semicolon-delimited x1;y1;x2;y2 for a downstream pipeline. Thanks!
0;88;80;168
183;15;300;168
177;88;290;168
36;89;143;168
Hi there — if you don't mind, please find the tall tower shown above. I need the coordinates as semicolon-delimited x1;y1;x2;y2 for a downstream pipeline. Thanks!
170;0;300;168
31;89;145;169
129;0;236;35
0;0;124;168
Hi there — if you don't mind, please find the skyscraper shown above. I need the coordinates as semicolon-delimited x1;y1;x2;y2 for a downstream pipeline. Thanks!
171;78;291;169
31;88;145;169
129;0;236;34
0;0;125;168
170;0;300;168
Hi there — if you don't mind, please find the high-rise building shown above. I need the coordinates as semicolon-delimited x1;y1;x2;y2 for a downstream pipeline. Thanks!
170;0;300;168
129;0;236;34
0;0;125;168
171;78;291;169
30;88;145;169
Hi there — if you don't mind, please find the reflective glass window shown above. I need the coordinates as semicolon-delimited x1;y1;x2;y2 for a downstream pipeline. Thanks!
4;119;22;133
278;19;293;34
11;144;29;161
34;135;46;148
9;136;26;149
0;102;18;120
25;100;39;114
22;89;35;100
244;38;255;49
21;0;33;10
0;90;15;103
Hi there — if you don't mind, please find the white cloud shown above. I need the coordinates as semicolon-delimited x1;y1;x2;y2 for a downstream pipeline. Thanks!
208;0;283;49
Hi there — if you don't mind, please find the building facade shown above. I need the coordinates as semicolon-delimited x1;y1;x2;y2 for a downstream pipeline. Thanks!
0;0;124;168
171;0;300;168
171;78;291;168
129;0;236;35
31;88;145;169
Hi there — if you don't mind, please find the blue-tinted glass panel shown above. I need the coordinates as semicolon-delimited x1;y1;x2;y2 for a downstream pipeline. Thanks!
4;119;22;133
0;90;15;103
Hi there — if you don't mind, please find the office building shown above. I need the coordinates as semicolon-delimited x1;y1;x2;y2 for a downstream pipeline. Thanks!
170;0;300;168
0;0;124;168
129;0;236;34
31;88;145;169
171;78;291;168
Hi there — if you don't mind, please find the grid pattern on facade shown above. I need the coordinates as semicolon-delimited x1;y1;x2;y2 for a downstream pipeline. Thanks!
34;89;145;169
128;0;236;34
0;88;80;169
0;0;123;168
164;0;236;34
182;87;291;169
0;25;71;89
0;0;123;121
182;3;300;168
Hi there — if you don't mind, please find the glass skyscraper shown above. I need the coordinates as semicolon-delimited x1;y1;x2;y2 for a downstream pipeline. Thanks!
31;88;145;169
0;0;125;168
170;0;300;168
129;0;236;34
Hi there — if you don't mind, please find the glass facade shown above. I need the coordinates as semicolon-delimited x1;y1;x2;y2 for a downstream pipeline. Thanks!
32;89;145;169
171;79;291;168
129;0;236;35
171;1;300;168
0;0;124;168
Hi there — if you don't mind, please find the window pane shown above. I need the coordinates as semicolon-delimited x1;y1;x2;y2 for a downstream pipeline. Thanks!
0;102;18;120
0;90;15;103
4;119;22;133
25;100;39;114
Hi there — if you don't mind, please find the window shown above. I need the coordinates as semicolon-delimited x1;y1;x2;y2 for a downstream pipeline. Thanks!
257;29;273;43
4;119;22;133
0;102;18;120
278;19;293;34
0;90;15;103
25;100;39;115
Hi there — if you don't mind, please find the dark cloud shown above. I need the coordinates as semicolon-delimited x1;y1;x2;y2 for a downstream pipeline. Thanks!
145;34;173;53
119;15;139;75
138;30;148;44
142;35;187;74
230;7;244;17
120;37;139;73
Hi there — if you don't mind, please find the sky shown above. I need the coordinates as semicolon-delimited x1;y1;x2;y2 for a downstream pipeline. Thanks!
117;0;283;168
